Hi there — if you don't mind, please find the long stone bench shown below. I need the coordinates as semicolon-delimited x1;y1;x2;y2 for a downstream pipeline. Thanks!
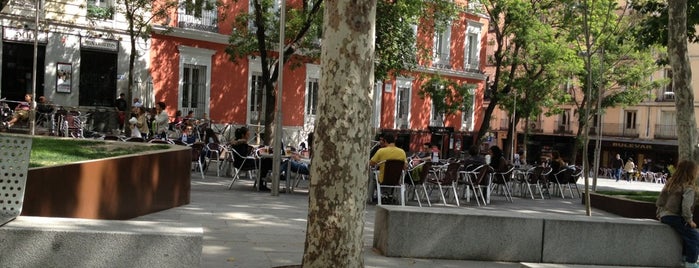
0;216;203;267
373;206;681;267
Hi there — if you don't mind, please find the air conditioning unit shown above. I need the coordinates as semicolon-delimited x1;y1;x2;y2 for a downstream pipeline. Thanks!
468;3;483;10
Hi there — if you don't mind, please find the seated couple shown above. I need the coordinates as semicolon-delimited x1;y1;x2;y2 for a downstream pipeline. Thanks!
229;127;309;191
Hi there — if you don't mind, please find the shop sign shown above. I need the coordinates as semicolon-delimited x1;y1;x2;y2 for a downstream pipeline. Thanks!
610;142;652;150
81;37;119;52
2;27;48;43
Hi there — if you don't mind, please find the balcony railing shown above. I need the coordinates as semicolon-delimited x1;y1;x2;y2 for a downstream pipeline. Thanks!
525;121;542;133
553;121;573;134
178;10;218;33
654;124;677;139
601;123;639;138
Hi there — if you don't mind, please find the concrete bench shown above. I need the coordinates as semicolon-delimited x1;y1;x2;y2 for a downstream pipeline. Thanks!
0;216;203;267
373;206;681;267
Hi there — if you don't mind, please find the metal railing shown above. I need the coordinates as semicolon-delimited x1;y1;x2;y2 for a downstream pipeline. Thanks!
601;123;639;138
553;120;573;134
654;124;677;139
178;10;218;33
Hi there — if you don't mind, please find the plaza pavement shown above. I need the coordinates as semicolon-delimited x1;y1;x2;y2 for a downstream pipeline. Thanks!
132;171;665;268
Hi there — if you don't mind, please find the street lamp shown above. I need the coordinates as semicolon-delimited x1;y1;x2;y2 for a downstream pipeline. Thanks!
270;0;287;196
511;88;517;162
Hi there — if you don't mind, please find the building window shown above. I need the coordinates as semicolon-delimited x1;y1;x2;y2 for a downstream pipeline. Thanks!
663;69;675;100
461;93;474;131
182;64;206;111
249;72;266;125
305;78;318;116
625;110;637;129
433;25;451;68
87;0;114;20
178;45;213;118
395;78;412;129
464;22;482;71
431;100;443;126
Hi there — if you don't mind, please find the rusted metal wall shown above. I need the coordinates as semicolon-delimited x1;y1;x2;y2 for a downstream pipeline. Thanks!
21;146;191;220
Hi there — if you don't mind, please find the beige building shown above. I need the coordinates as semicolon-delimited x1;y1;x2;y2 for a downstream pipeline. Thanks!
486;42;699;170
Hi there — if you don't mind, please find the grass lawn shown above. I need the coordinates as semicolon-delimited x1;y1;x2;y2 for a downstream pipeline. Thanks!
595;190;659;203
29;137;169;168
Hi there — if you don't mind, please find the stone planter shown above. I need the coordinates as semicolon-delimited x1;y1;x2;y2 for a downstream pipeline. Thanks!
20;144;192;220
586;192;699;222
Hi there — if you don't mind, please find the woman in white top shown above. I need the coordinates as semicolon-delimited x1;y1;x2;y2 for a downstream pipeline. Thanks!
154;101;170;139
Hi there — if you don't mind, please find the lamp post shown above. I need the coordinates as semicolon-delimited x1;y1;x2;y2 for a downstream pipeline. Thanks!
271;0;286;196
30;0;41;136
511;88;517;161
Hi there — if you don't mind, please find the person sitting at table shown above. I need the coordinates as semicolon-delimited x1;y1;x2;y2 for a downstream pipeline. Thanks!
369;134;407;183
229;127;269;191
462;145;486;171
4;93;32;128
180;125;197;144
488;145;510;173
549;151;566;174
281;148;310;178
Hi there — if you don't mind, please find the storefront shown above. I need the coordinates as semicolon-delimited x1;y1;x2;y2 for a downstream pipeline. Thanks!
1;26;46;104
590;138;678;171
78;37;118;107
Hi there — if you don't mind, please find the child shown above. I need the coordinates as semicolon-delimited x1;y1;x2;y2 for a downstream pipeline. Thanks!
656;160;699;268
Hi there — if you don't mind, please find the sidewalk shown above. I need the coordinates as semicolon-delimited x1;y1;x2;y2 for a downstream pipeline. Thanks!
133;173;664;268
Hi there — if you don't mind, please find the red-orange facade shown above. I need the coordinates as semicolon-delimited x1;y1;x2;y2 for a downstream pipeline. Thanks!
148;0;490;154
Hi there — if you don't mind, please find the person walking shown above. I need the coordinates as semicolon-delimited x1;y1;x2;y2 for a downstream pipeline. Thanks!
115;93;127;131
624;158;636;182
612;154;624;182
656;160;699;268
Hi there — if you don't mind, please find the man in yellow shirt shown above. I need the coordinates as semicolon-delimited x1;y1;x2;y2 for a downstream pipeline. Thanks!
370;134;407;183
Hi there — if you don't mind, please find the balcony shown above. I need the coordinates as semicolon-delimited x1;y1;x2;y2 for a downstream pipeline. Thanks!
654;124;677;139
553;121;573;135
528;121;543;133
601;123;640;138
178;10;218;33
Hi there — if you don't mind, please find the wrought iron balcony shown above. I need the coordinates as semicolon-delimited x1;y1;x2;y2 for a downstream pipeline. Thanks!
553;121;573;135
654;124;677;139
178;10;218;33
601;123;639;138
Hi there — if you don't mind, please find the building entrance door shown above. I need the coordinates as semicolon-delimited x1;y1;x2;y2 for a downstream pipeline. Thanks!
1;42;45;106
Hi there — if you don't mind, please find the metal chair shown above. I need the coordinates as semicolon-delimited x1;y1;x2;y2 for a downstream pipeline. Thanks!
552;166;576;198
374;160;407;206
427;161;462;206
491;166;515;202
459;164;492;206
190;142;206;179
204;142;223;176
226;145;259;190
406;161;432;207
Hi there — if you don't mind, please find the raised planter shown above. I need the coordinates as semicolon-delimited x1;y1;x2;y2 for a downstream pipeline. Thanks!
586;192;699;222
20;144;192;220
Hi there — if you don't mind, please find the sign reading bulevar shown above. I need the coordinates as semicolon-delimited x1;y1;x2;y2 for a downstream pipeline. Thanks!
611;142;652;150
81;37;119;52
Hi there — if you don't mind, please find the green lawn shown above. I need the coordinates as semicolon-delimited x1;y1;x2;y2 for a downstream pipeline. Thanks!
29;137;169;168
595;190;659;203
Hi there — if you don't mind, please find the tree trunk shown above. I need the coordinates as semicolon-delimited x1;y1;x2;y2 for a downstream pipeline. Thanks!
668;0;697;162
302;0;376;266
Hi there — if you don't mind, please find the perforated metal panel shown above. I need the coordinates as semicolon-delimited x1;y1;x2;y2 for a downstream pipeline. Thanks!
0;135;32;226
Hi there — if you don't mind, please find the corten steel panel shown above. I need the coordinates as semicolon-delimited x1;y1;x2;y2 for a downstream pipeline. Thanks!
21;147;191;220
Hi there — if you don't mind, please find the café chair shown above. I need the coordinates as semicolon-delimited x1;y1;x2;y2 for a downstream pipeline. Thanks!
374;160;407;206
460;164;492;206
226;146;259;190
491;166;515;202
406;161;432;207
427;162;462;206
